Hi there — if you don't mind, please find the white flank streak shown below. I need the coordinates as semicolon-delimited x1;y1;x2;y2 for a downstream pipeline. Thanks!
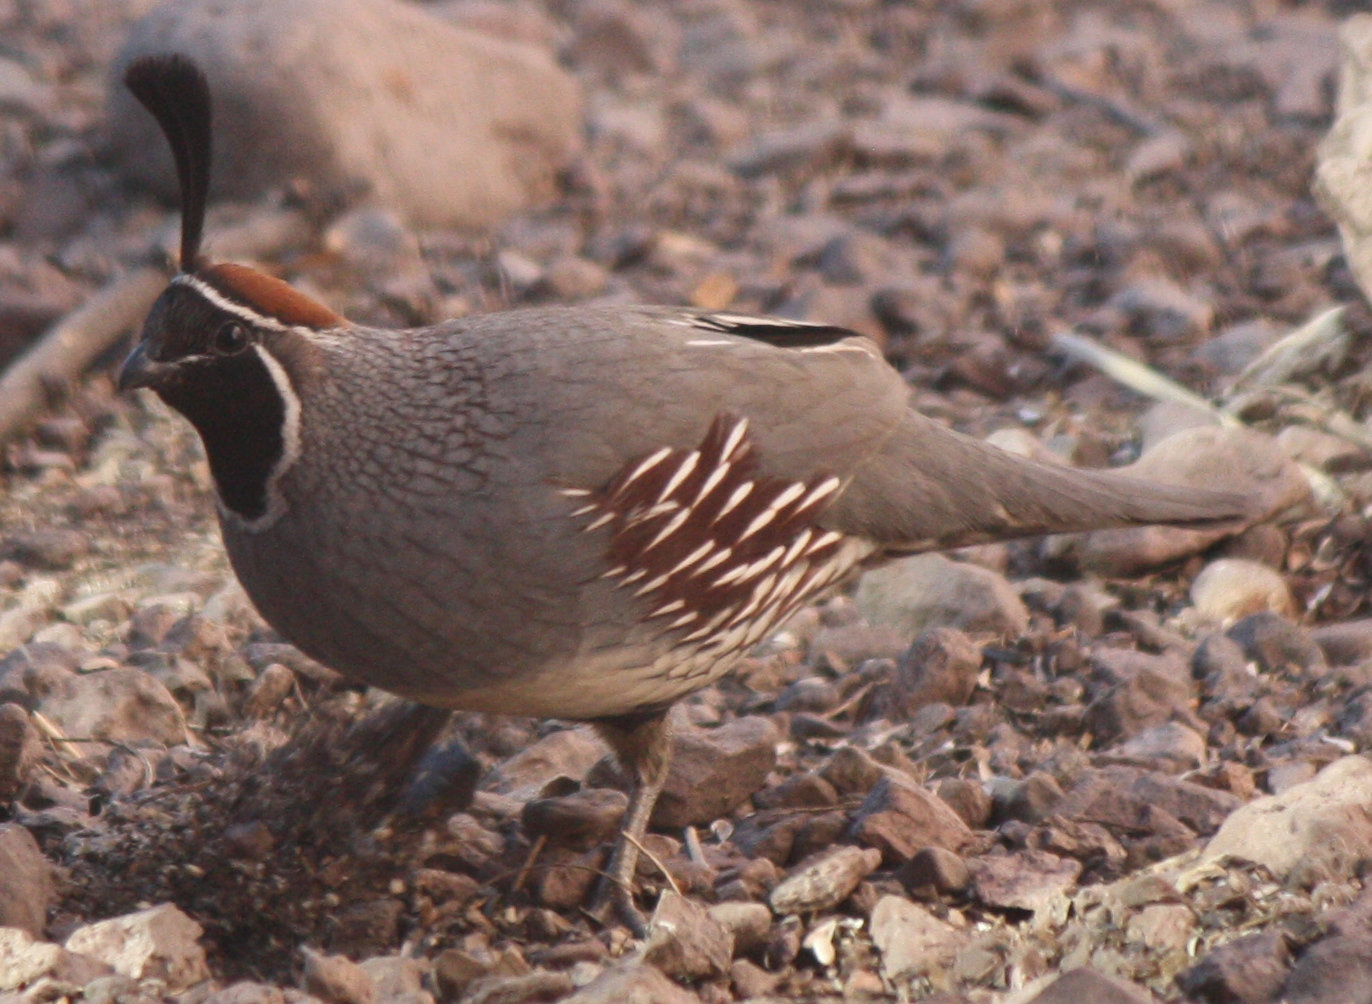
805;530;844;553
711;563;748;588
714;482;753;521
738;506;778;542
768;482;808;513
692;546;732;576
666;541;715;579
559;487;592;497
708;312;818;328
644;509;690;552
685;338;735;347
599;564;627;579
634;573;672;597
583;512;615;532
799;342;873;355
625;501;679;528
658;451;700;501
732;574;778;622
692;461;731;505
621;568;647;585
228;345;300;532
796;477;842;513
628;501;677;526
781;529;814;567
651;599;686;616
770;566;806;606
721;418;750;460
617;447;673;493
736;546;785;582
691;607;738;640
667;612;698;629
569;503;599;517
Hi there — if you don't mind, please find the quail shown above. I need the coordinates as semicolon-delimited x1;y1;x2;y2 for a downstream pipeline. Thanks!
118;54;1250;930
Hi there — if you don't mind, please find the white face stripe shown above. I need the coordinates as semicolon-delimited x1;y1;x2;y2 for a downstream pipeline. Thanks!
172;273;343;342
218;344;302;533
173;274;288;332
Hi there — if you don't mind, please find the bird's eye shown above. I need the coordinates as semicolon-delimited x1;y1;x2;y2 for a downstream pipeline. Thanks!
212;321;250;356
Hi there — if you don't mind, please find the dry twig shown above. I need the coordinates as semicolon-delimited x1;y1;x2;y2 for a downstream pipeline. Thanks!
0;266;167;447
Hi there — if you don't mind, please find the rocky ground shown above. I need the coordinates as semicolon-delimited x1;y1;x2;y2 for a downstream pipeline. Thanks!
1;0;1371;1002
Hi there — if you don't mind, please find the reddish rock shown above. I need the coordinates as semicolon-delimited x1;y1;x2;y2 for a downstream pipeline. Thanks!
970;850;1081;914
653;717;779;828
0;824;53;937
1177;929;1292;1004
865;627;983;720
896;846;970;896
850;774;975;863
769;846;882;915
643;891;733;980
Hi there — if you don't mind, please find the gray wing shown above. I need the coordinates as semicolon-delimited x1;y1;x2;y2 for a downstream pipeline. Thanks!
475;304;1247;551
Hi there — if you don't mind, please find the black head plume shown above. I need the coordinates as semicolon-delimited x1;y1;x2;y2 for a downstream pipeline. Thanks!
123;54;213;271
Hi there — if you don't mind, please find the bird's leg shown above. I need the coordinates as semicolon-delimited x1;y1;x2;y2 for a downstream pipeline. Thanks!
590;707;673;936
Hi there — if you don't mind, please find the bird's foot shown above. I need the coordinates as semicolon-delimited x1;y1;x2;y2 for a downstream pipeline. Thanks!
589;876;650;938
587;866;655;938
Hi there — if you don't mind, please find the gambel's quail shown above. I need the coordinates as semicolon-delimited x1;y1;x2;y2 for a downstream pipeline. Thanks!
118;54;1251;929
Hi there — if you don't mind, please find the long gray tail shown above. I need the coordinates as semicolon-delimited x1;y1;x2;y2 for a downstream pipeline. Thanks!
829;410;1252;552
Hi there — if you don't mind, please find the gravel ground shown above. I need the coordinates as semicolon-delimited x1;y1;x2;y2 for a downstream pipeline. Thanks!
2;1;1370;1002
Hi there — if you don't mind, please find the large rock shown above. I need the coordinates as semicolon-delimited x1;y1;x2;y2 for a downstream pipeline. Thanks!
849;774;974;863
642;892;732;981
856;554;1029;638
869;895;963;984
1316;16;1372;304
1202;756;1372;886
652;716;779;828
110;0;583;229
0;824;54;937
0;928;113;993
769;846;882;915
29;666;186;747
63;903;208;991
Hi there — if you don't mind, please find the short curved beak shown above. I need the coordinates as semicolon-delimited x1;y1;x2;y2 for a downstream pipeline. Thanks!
117;341;168;392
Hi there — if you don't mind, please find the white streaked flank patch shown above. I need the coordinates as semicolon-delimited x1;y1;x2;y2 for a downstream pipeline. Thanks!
617;447;673;492
658;451;700;501
737;505;778;542
692;460;732;506
583;511;615;532
720;417;750;459
714;482;753;521
705;312;826;328
633;572;672;596
781;528;814;567
796;477;842;512
690;546;732;576
664;541;716;579
643;509;690;552
798;342;876;355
